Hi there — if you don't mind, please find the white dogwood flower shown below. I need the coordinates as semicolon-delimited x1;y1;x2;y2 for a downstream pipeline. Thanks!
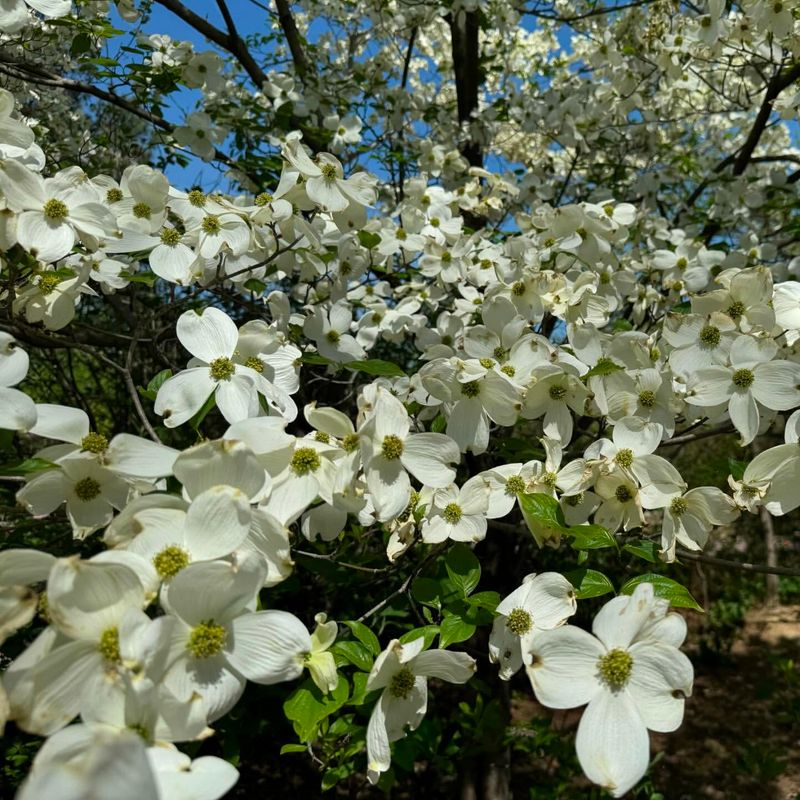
366;637;476;783
527;583;693;798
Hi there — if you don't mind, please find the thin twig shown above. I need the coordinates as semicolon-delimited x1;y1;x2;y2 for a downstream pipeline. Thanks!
676;549;800;577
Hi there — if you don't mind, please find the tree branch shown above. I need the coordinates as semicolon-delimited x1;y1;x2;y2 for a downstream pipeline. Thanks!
274;0;311;85
677;549;800;578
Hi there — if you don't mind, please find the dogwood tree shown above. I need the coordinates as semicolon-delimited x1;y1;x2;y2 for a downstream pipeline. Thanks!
1;0;799;797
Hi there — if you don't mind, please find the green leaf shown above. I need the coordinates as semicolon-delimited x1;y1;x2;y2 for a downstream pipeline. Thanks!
583;358;624;379
566;524;618;551
343;620;380;655
445;544;481;598
620;574;703;611
343;359;406;377
283;676;349;742
280;744;308;755
299;352;333;366
430;414;447;433
331;641;373;671
411;577;441;607
244;278;266;294
120;270;157;286
518;492;565;547
142;368;172;402
189;392;217;433
439;613;476;649
623;539;660;563
357;230;382;249
399;625;439;649
0;458;59;477
349;672;371;706
727;457;747;481
564;568;615;599
467;591;501;612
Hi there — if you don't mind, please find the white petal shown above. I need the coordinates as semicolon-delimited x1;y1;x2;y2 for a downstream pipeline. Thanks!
149;750;239;800
215;373;259;423
575;690;650;798
46;557;145;641
628;641;693;732
166;556;264;626
753;361;800;411
526;626;604;708
728;389;759;446
366;691;391;783
30;404;89;444
411;649;476;682
106;434;178;479
174;439;269;501
154;369;215;428
0;387;37;431
183;485;251;560
401;433;460;488
226;610;310;683
176;307;238;362
592;583;655;650
165;654;245;722
366;456;411;521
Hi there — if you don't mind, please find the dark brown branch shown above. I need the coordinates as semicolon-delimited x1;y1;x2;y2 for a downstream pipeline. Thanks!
156;0;268;87
677;549;800;578
732;62;800;176
448;9;482;168
519;0;654;22
274;0;311;85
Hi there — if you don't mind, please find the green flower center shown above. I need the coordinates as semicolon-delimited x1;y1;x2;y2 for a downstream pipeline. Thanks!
549;385;567;401
699;325;721;348
511;281;526;296
326;329;341;343
389;666;415;699
442;502;462;524
127;723;150;742
732;368;754;389
98;627;121;663
506;607;532;636
396;228;407;240
461;381;481;398
106;188;123;203
564;492;584;507
638;390;656;408
254;192;272;206
541;471;558;488
74;476;101;501
381;434;404;460
201;215;221;234
80;432;109;454
43;198;69;221
342;433;360;453
152;546;190;579
505;475;526;496
597;648;633;689
291;447;321;475
501;365;516;377
726;301;745;320
188;190;206;207
187;620;227;659
615;485;633;503
38;274;62;295
160;227;182;246
314;431;330;443
676;257;688;270
320;162;338;181
209;356;235;381
132;202;151;219
614;448;634;469
493;346;509;362
479;358;495;369
670;496;688;516
244;356;264;373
